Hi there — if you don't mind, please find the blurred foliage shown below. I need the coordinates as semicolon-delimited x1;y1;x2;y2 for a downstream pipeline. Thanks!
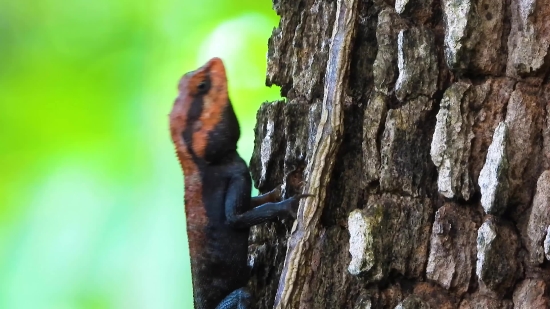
0;0;281;308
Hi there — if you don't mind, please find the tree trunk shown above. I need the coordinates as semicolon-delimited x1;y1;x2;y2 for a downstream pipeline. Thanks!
247;0;550;308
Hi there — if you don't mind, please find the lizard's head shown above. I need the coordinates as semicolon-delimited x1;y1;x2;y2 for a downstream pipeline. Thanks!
170;57;240;166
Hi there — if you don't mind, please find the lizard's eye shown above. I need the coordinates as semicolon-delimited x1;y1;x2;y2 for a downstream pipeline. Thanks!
196;79;210;95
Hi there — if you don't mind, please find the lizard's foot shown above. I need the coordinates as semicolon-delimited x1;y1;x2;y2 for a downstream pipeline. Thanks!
282;194;313;219
215;287;253;309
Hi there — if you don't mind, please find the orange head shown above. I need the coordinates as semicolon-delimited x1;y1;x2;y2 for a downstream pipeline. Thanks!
170;58;240;169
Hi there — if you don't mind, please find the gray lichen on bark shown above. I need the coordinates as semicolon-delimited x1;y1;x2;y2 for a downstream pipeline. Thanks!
430;82;475;200
347;208;380;277
478;122;509;215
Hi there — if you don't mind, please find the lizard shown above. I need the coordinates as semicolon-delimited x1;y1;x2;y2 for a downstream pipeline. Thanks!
169;57;306;309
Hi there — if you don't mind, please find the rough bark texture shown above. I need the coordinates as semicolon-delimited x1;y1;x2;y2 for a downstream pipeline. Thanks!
247;0;550;308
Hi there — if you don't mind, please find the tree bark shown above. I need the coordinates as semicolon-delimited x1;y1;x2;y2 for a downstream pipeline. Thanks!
247;0;550;308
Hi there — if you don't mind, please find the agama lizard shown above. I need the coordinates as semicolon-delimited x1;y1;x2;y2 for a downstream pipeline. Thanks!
169;58;306;309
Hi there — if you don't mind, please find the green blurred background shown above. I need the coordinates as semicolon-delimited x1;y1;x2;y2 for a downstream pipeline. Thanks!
0;0;281;308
